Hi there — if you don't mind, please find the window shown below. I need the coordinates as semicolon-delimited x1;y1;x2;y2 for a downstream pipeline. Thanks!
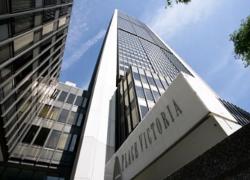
0;0;8;14
64;134;71;151
74;96;83;106
68;111;77;125
0;65;12;82
152;90;160;101
133;72;141;81
2;81;13;98
131;107;139;128
58;109;69;123
39;105;60;120
69;134;77;152
54;39;63;50
42;22;54;35
14;32;34;52
140;75;148;84
145;88;154;102
44;0;57;6
0;21;9;41
36;0;43;8
51;89;60;99
47;107;60;120
140;105;148;118
56;30;64;40
46;130;61;149
22;125;39;143
126;110;132;133
160;78;168;89
76;113;83;126
155;78;164;90
83;98;88;108
0;43;11;64
39;149;53;161
43;9;55;23
4;105;17;126
52;151;62;162
39;105;50;118
58;17;67;27
58;91;68;102
135;86;144;98
40;39;51;52
11;0;34;12
129;87;134;102
13;51;32;72
66;93;76;104
33;127;50;146
59;7;68;16
13;15;33;35
57;133;69;150
147;77;156;86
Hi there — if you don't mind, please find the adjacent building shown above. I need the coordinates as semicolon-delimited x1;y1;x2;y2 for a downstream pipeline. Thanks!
1;82;88;179
0;0;72;159
0;1;90;179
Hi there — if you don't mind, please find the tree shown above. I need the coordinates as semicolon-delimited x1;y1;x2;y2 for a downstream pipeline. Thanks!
165;0;191;8
230;16;250;67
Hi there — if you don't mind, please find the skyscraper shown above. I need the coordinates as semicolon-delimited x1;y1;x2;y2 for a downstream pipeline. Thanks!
73;10;250;180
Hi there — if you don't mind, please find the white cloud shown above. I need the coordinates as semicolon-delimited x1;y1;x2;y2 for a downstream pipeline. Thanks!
66;0;90;49
62;29;105;71
205;45;232;79
148;0;220;39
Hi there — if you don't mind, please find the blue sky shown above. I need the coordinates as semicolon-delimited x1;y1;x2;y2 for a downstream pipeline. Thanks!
61;0;250;111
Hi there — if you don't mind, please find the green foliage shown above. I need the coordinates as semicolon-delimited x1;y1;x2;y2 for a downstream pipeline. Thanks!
230;16;250;67
165;0;191;8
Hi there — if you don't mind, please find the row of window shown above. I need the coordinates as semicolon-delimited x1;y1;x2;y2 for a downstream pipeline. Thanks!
0;8;68;41
0;14;67;52
0;0;72;14
39;104;83;126
52;89;84;106
9;127;76;165
22;125;77;152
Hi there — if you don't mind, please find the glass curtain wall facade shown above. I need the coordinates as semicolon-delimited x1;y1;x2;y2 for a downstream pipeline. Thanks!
0;0;73;161
115;11;250;149
116;11;192;148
